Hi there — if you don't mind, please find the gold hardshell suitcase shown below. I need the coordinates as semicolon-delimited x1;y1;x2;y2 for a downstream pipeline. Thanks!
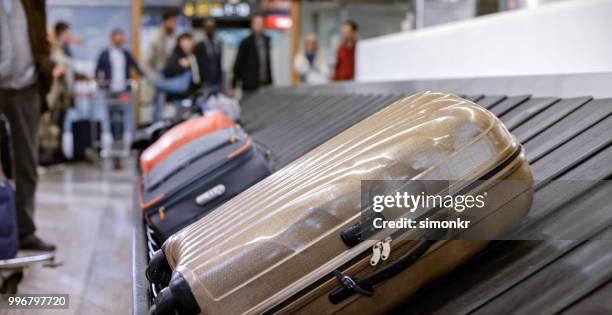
148;92;533;314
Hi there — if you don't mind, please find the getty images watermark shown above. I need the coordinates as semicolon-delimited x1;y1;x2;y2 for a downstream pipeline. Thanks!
369;190;488;230
359;179;612;241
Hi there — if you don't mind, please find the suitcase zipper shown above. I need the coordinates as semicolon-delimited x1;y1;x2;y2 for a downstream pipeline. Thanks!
370;237;391;266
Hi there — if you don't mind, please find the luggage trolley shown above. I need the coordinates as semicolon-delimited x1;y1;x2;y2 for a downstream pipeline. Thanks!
0;253;56;293
98;80;138;169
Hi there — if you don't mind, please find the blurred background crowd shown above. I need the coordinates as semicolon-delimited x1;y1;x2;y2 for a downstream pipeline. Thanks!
34;0;560;168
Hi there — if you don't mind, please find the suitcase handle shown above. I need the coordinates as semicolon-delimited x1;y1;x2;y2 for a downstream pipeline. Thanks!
341;211;386;247
329;229;446;304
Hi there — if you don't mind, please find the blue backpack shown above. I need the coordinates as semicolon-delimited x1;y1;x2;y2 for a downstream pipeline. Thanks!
0;180;18;259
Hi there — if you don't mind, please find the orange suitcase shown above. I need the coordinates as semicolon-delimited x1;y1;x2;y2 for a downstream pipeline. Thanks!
140;112;235;174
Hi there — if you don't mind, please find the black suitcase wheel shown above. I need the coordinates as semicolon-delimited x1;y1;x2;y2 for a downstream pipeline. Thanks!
152;272;201;315
152;287;175;315
146;250;171;285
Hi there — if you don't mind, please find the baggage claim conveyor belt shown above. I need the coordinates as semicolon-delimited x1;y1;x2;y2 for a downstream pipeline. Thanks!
133;73;612;314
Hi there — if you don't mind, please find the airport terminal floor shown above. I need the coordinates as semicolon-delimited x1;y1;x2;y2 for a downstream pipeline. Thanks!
13;162;133;314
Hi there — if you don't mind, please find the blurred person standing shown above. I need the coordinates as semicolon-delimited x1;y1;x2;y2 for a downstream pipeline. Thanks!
54;21;73;58
231;14;272;100
333;20;358;81
193;18;223;93
40;28;70;165
146;8;179;75
0;0;56;251
145;8;179;120
95;29;143;92
47;27;71;109
95;29;143;149
163;33;202;101
52;21;78;86
294;33;329;85
54;21;83;59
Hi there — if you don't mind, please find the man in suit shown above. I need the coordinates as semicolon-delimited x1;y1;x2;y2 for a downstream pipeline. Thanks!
194;18;223;93
0;0;56;251
231;14;273;100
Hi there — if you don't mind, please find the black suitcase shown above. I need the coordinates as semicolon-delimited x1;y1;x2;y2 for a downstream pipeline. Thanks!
72;120;100;161
140;126;270;241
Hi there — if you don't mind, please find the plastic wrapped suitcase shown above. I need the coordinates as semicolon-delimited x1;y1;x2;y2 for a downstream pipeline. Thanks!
147;92;534;315
140;112;235;174
140;125;271;241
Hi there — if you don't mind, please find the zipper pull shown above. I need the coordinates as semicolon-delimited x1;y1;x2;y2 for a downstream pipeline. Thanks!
370;241;382;266
381;237;392;261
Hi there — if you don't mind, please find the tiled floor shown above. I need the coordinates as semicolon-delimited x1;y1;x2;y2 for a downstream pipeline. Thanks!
4;161;134;315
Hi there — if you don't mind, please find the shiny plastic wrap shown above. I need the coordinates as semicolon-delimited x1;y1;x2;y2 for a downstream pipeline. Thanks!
162;91;533;314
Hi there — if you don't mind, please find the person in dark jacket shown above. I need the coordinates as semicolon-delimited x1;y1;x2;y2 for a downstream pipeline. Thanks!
231;14;272;100
193;18;223;93
95;29;143;149
0;0;55;251
163;33;202;100
95;29;143;92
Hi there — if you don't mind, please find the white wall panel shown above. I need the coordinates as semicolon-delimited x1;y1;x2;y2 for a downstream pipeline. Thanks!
356;0;612;82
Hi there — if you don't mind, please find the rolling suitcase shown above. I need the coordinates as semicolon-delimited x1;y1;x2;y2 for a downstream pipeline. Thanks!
72;119;101;161
140;125;271;241
147;92;534;315
0;180;17;260
140;112;235;174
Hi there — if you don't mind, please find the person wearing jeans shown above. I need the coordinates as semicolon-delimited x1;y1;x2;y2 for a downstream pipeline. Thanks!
0;0;56;251
95;29;143;150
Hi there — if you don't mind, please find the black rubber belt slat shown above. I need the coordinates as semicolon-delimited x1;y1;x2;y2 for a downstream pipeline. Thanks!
394;144;612;315
244;94;326;133
476;181;612;315
241;91;296;121
560;278;612;314
276;94;402;167
253;94;383;167
525;99;612;163
253;94;350;140
465;95;485;102
241;94;298;131
268;94;380;147
473;224;612;315
500;97;560;131
525;144;612;222
253;94;373;165
265;95;379;161
272;94;401;167
245;92;314;123
530;115;612;181
489;95;531;117
475;95;507;109
264;94;379;147
250;95;338;141
512;97;592;143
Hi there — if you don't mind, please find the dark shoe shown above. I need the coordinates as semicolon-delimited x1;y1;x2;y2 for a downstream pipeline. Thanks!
19;235;56;251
